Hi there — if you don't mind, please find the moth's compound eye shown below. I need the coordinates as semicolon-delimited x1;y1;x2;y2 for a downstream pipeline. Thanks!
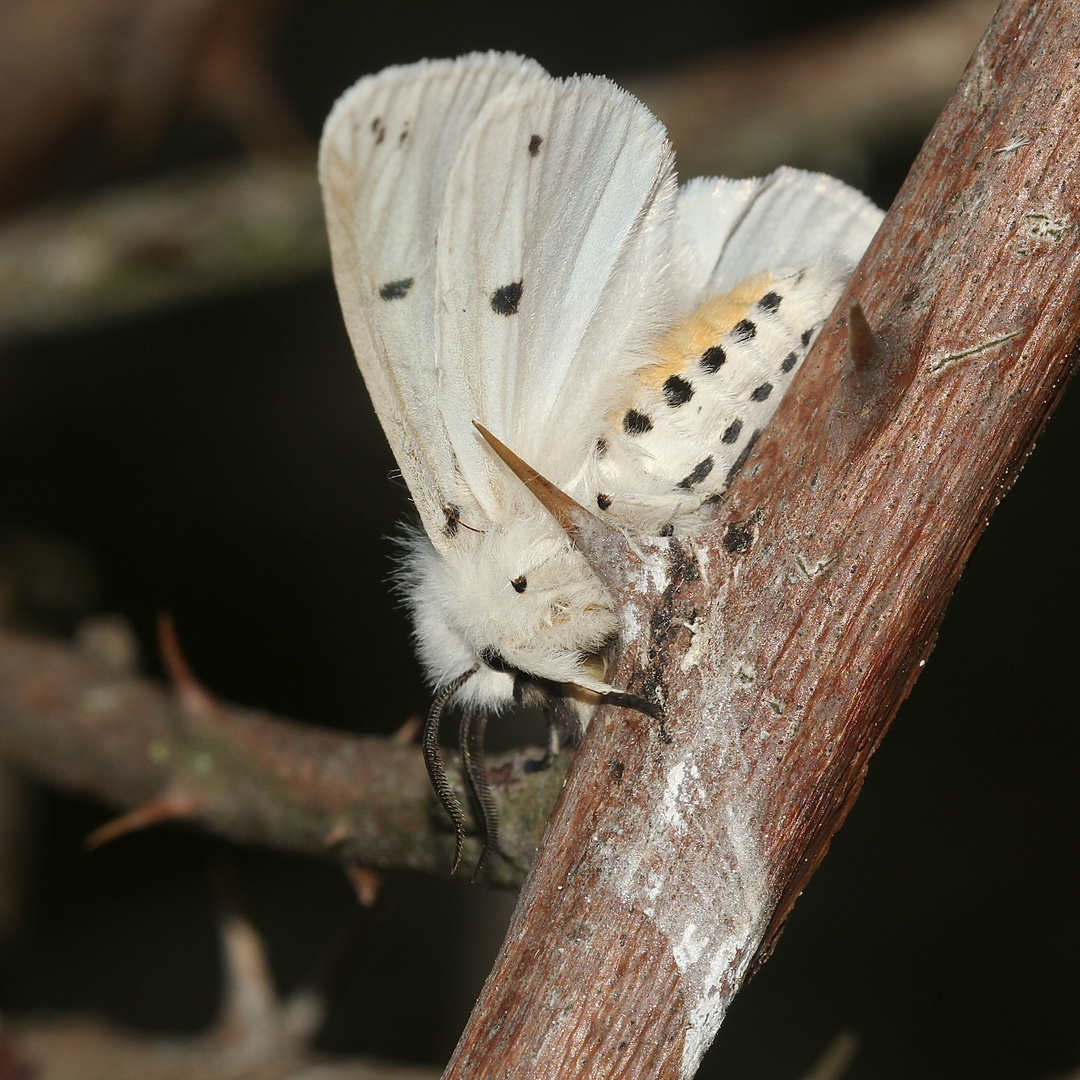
511;575;528;593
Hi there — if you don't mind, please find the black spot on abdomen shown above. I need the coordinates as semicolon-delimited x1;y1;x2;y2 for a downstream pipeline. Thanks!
750;382;773;402
677;456;714;489
663;374;694;406
721;418;743;444
732;320;757;343
724;429;761;484
701;345;726;373
781;352;798;373
491;280;523;315
757;291;782;314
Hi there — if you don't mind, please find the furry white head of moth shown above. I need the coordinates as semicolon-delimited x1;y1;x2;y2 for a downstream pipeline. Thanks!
318;51;884;715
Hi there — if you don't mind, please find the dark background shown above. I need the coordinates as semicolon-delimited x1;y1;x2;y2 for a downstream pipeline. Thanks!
0;0;1076;1076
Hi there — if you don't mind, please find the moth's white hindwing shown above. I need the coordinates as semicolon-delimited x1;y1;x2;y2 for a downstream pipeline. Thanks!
320;53;884;709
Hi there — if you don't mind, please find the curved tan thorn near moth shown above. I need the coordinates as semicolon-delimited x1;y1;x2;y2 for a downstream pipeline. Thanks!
473;422;634;587
845;297;878;373
157;611;225;721
84;790;201;849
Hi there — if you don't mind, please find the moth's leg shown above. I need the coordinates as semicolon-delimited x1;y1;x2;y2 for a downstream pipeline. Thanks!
534;692;585;771
459;708;498;881
539;708;562;771
422;668;477;875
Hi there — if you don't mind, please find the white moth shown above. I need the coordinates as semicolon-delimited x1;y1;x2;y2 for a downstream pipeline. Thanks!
319;52;882;867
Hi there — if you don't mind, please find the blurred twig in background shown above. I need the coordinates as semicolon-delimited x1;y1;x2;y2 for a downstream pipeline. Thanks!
0;0;304;217
0;0;992;345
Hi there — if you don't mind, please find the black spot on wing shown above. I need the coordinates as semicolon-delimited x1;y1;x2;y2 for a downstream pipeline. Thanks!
595;437;608;458
511;575;528;593
371;117;386;144
750;382;773;402
721;418;743;444
732;320;756;343
491;280;523;315
379;278;414;301
597;493;612;511
677;456;714;489
801;328;814;347
399;123;409;143
663;374;694;407
724;429;761;485
757;291;782;314
528;134;543;156
781;352;798;373
701;345;726;373
443;503;461;537
623;409;653;435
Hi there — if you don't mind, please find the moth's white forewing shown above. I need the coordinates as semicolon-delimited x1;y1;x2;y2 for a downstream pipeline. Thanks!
673;166;883;306
320;52;886;707
319;53;549;548
435;76;678;502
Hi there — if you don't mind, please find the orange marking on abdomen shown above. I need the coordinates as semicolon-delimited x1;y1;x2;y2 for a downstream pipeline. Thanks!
636;273;776;390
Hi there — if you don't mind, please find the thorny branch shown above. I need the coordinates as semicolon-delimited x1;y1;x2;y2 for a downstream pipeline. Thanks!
439;0;1080;1077
0;623;563;889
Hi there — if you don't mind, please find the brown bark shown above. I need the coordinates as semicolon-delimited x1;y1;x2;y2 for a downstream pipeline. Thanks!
442;1;1080;1077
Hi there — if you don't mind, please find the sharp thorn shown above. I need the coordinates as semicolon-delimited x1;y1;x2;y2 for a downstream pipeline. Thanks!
345;864;383;907
473;422;633;586
474;422;589;533
157;612;222;721
85;791;198;849
845;298;877;373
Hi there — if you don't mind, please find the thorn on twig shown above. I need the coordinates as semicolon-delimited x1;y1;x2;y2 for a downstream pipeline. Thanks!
84;790;200;849
345;864;383;907
827;297;912;455
473;421;635;593
157;611;223;721
845;298;877;373
323;821;349;847
392;715;422;744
